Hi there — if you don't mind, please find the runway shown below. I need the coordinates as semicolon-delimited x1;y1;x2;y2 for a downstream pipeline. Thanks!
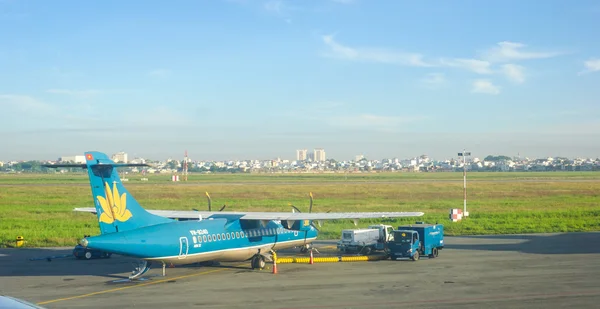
1;233;600;309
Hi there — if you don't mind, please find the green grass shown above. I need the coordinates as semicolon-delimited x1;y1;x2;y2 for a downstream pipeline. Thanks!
1;171;600;247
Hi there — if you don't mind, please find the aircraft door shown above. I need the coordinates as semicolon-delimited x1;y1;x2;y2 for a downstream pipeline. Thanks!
179;237;189;259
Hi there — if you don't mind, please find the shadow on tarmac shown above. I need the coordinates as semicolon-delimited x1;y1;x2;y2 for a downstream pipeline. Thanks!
445;232;600;255
0;246;301;278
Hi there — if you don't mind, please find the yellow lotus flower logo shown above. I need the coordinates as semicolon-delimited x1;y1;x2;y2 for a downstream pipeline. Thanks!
97;182;133;224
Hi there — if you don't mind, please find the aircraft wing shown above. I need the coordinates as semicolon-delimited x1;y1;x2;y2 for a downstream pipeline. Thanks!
73;207;424;220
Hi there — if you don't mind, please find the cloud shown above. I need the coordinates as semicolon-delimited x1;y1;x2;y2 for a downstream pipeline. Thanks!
321;35;433;67
482;41;563;63
421;73;446;85
440;58;492;74
0;94;54;112
578;58;600;75
147;69;171;78
47;89;102;98
264;0;283;13
501;64;525;83
471;80;500;95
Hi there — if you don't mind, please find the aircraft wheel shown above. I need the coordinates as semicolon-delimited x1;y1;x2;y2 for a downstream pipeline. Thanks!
251;255;265;269
84;251;92;260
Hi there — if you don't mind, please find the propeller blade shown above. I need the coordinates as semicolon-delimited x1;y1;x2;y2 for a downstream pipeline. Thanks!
205;192;212;212
219;205;226;212
311;222;320;231
309;192;313;213
291;205;302;213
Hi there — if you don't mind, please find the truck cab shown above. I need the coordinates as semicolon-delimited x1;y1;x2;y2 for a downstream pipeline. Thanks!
388;223;444;261
367;224;394;251
388;230;421;260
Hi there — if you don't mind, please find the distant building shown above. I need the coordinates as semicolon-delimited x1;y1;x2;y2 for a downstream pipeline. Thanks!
112;152;128;163
59;155;86;164
0;161;3;167
296;149;308;161
314;148;326;162
355;154;364;162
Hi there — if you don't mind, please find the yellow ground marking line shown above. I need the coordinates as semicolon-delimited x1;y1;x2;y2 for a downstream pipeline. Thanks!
319;245;337;250
37;265;243;306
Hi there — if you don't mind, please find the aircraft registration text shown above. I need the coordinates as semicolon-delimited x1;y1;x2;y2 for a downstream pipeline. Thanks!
189;229;209;236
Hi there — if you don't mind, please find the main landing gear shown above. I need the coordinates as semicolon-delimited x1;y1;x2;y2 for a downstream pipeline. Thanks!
251;255;266;270
251;249;273;270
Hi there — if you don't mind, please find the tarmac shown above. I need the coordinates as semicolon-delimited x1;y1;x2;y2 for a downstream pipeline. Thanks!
1;233;600;309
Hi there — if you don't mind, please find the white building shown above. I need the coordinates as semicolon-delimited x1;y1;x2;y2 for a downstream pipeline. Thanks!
112;152;128;163
296;149;308;161
314;148;326;162
59;155;86;163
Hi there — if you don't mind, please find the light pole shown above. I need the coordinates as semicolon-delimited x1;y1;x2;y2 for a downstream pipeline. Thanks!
458;150;471;217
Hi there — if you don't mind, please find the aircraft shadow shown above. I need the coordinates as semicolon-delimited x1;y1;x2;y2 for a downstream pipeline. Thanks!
0;247;155;278
445;232;600;255
0;247;272;278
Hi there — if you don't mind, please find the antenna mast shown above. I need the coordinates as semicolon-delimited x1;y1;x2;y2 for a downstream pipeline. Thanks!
184;150;188;181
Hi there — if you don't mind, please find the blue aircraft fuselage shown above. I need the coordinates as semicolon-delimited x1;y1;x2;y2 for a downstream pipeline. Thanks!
84;217;318;265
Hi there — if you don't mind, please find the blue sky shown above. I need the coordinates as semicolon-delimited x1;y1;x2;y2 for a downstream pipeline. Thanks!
1;0;600;161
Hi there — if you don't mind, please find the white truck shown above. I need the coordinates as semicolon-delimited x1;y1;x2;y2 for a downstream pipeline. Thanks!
336;224;394;255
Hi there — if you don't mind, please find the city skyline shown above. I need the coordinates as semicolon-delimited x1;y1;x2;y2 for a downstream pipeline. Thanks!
1;1;599;160
2;147;599;163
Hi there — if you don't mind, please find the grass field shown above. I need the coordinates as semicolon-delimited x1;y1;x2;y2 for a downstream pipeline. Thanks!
1;171;600;247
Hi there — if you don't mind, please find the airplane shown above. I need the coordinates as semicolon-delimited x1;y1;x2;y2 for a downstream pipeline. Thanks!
44;151;424;279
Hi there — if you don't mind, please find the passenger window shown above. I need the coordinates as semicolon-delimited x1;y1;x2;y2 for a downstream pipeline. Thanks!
226;233;231;240
236;232;240;238
217;234;221;241
203;236;207;242
208;235;212;242
198;236;202;243
212;235;216;241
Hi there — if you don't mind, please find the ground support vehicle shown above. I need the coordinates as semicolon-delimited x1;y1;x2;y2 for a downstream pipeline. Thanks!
73;244;112;260
337;224;394;255
388;223;444;261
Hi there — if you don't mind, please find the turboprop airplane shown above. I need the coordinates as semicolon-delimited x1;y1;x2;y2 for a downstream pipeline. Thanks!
44;151;424;279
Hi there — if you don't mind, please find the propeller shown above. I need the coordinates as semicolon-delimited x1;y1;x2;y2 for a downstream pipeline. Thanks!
203;192;226;212
289;192;324;231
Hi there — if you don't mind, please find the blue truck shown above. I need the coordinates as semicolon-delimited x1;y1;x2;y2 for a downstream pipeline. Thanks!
388;223;444;261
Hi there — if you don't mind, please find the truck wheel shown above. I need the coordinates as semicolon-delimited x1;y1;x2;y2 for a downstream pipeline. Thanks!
429;248;439;258
363;247;372;255
411;251;419;261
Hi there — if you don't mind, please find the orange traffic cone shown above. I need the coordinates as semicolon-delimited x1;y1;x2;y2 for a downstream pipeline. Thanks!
272;258;278;274
309;250;314;264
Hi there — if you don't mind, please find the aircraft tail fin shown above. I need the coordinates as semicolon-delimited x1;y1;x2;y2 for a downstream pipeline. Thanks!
81;151;173;234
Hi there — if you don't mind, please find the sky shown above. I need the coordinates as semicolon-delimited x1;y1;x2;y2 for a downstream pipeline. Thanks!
1;0;600;161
